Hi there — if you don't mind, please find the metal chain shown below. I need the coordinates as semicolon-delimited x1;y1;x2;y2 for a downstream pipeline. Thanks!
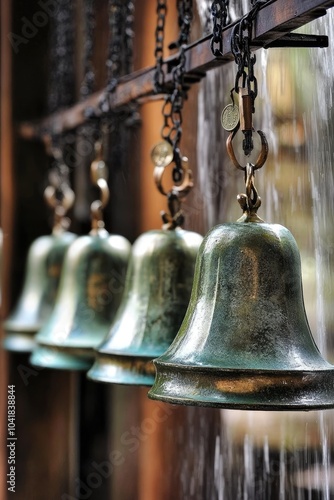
231;0;268;101
151;1;195;228
210;0;230;56
46;0;75;213
154;0;168;92
169;0;193;50
123;1;135;76
157;1;194;182
230;0;268;155
161;47;188;183
107;0;123;86
80;0;96;99
98;0;135;115
47;0;75;113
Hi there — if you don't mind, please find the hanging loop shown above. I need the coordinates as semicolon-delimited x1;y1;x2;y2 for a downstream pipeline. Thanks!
44;183;75;233
44;141;75;233
236;162;263;222
152;147;193;230
90;141;110;231
226;126;268;171
153;154;193;199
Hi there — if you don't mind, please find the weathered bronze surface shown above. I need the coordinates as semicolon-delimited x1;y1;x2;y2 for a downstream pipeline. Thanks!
3;231;76;352
30;229;131;370
87;228;203;385
149;222;334;410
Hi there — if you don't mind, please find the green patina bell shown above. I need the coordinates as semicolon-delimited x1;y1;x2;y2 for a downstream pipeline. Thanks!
150;122;334;411
87;227;203;385
3;231;76;352
148;221;334;410
149;222;334;410
30;229;131;370
3;179;76;353
30;145;131;370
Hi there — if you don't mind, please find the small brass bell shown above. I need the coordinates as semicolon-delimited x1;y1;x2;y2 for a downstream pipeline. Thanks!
30;144;131;370
88;146;203;385
149;131;334;410
87;227;203;385
3;182;76;353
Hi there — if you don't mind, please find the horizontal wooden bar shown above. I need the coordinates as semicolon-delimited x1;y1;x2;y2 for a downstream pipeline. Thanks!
18;0;334;141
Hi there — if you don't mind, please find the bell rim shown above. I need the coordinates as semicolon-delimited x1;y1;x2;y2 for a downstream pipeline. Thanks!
147;392;334;411
30;345;93;371
87;353;156;386
3;332;37;353
149;362;334;410
153;359;334;373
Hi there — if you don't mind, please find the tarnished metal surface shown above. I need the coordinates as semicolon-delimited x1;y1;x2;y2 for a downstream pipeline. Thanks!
88;228;203;385
149;222;334;410
3;231;76;352
30;229;131;370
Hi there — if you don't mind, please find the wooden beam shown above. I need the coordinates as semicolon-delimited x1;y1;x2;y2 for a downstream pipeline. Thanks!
18;0;334;141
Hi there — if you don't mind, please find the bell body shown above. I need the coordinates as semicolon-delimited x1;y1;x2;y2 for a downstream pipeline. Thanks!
3;231;76;352
149;222;334;410
30;229;131;370
87;228;203;386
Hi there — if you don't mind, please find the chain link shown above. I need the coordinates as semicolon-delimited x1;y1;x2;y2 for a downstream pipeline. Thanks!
98;0;135;115
123;1;135;76
154;0;168;92
161;47;187;183
47;0;75;113
210;0;230;56
230;0;268;155
169;0;193;50
80;0;96;99
231;0;267;100
158;0;194;183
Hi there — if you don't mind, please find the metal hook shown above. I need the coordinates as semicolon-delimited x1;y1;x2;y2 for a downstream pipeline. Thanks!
153;155;193;200
90;141;109;232
44;184;75;233
226;127;268;171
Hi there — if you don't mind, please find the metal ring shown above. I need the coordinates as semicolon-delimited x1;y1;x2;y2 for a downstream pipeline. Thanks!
154;156;193;199
226;128;268;171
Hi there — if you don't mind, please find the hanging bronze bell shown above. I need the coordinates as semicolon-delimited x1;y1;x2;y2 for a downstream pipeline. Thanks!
3;179;76;353
148;221;334;410
87;227;203;385
30;146;131;370
30;230;131;370
3;231;76;353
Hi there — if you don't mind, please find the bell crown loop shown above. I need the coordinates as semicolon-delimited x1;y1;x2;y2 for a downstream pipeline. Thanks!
226;125;268;222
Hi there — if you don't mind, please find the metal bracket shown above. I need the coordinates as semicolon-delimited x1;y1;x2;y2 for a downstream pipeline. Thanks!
264;33;328;48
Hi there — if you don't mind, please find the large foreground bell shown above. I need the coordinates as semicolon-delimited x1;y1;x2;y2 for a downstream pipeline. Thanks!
3;231;76;352
30;229;131;370
148;222;334;410
87;228;203;385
